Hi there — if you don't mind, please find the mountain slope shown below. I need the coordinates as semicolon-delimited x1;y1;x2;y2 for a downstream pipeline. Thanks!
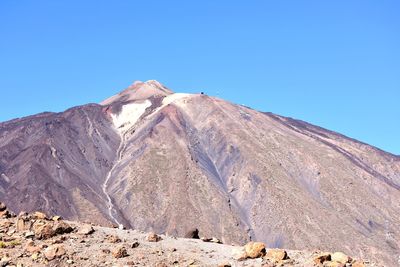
0;80;399;265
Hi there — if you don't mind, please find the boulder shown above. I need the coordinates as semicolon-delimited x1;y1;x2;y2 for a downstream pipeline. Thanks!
52;216;62;221
265;249;289;262
44;244;66;260
147;232;162;242
244;242;266;259
32;211;47;220
77;224;94;235
313;253;331;265
331;252;351;264
112;246;128;258
34;223;55;239
25;240;41;254
16;212;32;232
53;221;73;235
184;228;199;239
232;247;247;261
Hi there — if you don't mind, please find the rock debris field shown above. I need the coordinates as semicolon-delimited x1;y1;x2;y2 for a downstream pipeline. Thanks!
0;203;372;267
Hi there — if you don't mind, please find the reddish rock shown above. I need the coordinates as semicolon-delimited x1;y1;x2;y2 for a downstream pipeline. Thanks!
34;223;55;239
44;244;66;260
147;232;162;242
112;246;128;258
77;224;94;235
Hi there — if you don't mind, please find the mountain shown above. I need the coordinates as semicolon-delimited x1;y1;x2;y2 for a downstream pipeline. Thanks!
0;80;399;266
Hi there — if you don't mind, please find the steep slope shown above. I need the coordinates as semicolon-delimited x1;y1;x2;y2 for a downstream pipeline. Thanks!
0;104;121;225
0;80;399;265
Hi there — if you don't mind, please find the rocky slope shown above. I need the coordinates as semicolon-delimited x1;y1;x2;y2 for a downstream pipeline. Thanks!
0;80;399;266
0;204;370;267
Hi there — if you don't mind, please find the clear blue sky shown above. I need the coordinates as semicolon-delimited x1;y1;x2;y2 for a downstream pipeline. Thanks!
1;1;399;155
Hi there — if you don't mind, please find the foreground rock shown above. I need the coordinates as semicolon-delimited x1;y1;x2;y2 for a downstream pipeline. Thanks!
0;203;373;267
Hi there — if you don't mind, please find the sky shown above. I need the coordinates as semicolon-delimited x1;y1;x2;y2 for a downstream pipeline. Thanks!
0;1;399;155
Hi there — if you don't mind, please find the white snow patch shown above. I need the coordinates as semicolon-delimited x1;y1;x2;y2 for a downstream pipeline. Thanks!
111;100;152;133
162;93;191;106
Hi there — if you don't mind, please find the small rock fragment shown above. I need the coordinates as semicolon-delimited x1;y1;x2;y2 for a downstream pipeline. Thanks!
147;232;162;242
106;235;121;243
77;224;94;235
25;240;41;254
131;241;140;248
44;244;66;261
112;246;128;258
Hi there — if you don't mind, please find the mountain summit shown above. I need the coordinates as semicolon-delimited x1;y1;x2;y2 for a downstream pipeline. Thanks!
0;81;399;265
100;80;173;105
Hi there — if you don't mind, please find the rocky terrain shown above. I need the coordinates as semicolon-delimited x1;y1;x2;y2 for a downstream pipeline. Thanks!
0;204;370;267
0;80;399;266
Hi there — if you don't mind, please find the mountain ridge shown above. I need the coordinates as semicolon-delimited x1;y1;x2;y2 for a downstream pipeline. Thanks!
0;81;399;266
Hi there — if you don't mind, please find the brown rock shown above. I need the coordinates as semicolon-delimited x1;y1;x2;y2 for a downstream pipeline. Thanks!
323;261;345;267
184;228;200;239
313;253;331;265
34;223;55;239
0;209;11;218
112;246;128;258
352;260;366;267
25;240;41;254
53;221;73;235
131;241;140;248
331;252;351;264
32;211;47;220
265;249;289;262
147;232;162;242
43;244;66;260
102;249;111;254
106;235;121;243
16;212;31;230
244;242;266;258
77;224;94;235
